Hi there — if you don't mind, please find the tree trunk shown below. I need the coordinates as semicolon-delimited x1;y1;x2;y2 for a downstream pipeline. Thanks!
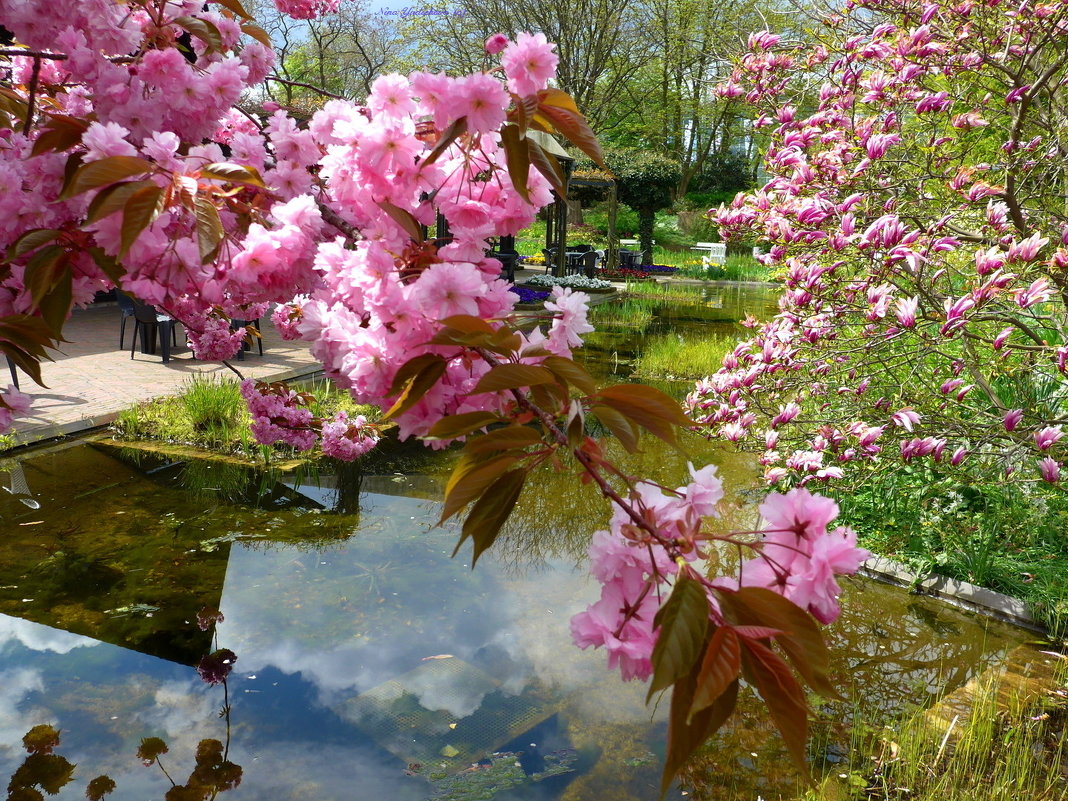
567;199;584;226
638;207;655;265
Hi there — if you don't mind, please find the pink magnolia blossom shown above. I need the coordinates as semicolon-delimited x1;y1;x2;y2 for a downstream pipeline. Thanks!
1038;457;1060;484
1003;408;1024;431
1034;426;1064;451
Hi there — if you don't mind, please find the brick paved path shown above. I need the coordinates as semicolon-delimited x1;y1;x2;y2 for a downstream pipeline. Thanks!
8;302;319;445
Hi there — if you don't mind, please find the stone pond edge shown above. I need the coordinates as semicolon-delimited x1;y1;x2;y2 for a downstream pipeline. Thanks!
860;555;1044;634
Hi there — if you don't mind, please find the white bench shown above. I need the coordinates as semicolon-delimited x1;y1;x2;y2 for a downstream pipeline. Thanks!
619;238;654;248
690;242;727;264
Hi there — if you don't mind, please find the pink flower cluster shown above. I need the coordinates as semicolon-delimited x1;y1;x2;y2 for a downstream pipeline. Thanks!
240;379;317;451
572;469;870;682
686;0;1068;489
272;0;341;19
0;386;32;431
320;412;380;461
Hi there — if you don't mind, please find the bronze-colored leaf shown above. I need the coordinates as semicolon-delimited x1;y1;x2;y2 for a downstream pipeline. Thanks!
595;384;693;445
88;246;125;283
0;342;46;387
542;355;597;395
61;156;153;199
22;245;66;308
30;114;87;156
382;355;446;420
719;587;837;698
441;452;520;522
589;403;640;452
537;103;607;171
241;22;272;47
648;574;710;702
455;468;526;566
740;637;810;775
174;15;224;53
86;180;153;223
120;185;165;256
500;124;531;202
472;363;555;394
463;425;542;456
211;0;253;19
194;196;225;263
691;626;741;722
661;672;738;800
377;200;424;243
421;116;467;168
37;265;72;337
437;314;496;333
387;353;447;395
526;139;565;195
199;162;266;188
9;228;61;258
425;411;501;440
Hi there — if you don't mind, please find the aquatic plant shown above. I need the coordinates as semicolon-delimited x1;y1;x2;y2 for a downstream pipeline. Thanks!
635;333;735;380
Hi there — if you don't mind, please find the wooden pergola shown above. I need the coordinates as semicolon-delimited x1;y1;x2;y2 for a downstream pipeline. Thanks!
528;131;618;277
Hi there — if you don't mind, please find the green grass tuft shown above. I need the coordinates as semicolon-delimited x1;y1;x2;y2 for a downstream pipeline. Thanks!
633;332;733;380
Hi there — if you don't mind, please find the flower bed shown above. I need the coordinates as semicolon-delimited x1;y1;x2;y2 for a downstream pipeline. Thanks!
509;286;551;304
598;265;679;281
521;274;615;291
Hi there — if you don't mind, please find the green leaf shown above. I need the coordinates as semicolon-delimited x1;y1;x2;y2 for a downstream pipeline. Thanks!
648;574;710;702
454;468;526;566
542;355;597;395
194;196;225;263
661;672;738;799
719;587;837;698
589;404;640;452
421;115;467;168
740;636;810;775
425;411;501;440
61;156;153;198
463;425;542;456
377;200;424;243
690;625;741;722
471;363;555;394
120;185;165;256
199;162;266;188
88;246;125;284
500;124;531;202
441;452;520;522
382;355;446;420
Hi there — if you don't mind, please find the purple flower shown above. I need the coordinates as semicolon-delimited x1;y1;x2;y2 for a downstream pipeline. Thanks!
197;649;237;685
1003;408;1024;431
509;286;550;304
1034;426;1063;451
1038;457;1060;484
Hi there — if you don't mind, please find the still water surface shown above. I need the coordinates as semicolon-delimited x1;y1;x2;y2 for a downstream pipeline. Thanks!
0;283;1032;800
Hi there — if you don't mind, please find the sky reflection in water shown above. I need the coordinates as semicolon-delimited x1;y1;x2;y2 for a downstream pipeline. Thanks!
0;282;1033;799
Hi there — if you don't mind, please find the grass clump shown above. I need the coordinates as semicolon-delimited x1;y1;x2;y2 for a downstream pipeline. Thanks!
112;376;377;457
633;332;733;380
675;254;774;282
851;653;1068;801
589;296;656;331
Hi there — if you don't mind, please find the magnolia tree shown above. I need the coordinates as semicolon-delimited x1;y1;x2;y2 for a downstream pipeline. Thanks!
688;0;1068;494
0;0;869;792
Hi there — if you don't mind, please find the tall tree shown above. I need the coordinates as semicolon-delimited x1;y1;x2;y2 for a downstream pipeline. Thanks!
396;0;654;133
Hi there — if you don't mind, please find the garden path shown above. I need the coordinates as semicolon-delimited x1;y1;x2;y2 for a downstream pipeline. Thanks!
8;301;319;446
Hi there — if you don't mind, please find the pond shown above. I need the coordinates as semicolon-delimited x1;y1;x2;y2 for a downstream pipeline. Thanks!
0;282;1035;801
